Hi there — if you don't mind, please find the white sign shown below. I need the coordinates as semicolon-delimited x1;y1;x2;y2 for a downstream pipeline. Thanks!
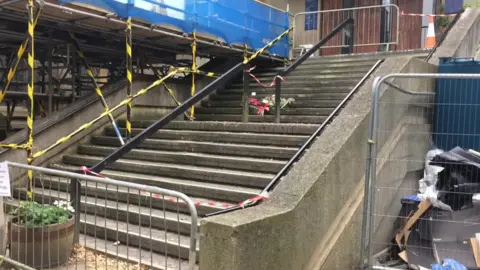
0;162;11;197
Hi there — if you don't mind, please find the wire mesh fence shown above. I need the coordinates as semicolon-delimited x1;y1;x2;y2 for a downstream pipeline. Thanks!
361;73;480;269
292;4;400;57
2;162;198;270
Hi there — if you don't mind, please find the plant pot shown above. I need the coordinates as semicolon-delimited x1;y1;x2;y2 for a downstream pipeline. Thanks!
8;217;75;269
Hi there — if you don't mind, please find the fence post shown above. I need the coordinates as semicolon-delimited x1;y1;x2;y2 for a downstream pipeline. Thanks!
275;76;281;123
349;20;355;54
69;178;81;243
242;64;250;123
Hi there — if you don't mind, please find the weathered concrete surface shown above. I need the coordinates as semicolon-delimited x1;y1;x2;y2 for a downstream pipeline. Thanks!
429;8;480;65
199;57;435;270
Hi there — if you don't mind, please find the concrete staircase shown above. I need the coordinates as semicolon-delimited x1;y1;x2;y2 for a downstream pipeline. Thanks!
198;58;378;123
8;55;382;269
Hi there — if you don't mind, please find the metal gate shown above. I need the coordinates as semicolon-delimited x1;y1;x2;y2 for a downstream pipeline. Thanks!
361;73;480;269
292;4;400;57
1;161;198;270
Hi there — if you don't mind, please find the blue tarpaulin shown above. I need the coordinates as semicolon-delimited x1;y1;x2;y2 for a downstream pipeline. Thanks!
59;0;290;57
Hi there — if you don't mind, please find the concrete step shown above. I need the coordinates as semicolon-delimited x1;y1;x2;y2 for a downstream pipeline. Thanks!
119;120;317;135
195;107;335;116
201;99;341;108
105;128;308;147
209;93;348;101
252;66;372;78
62;154;276;188
78;144;286;174
302;58;380;65
55;163;259;203
91;136;298;159
227;78;362;89
242;73;367;82
254;61;377;72
4;199;195;270
23;173;231;216
238;71;369;82
194;114;327;124
219;86;353;95
79;234;194;270
81;214;195;260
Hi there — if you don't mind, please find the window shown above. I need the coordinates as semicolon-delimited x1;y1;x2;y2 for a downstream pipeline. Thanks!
305;0;318;30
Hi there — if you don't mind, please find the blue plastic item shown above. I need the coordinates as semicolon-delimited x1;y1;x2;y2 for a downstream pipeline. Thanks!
433;57;480;151
431;258;467;270
444;0;463;14
59;0;290;57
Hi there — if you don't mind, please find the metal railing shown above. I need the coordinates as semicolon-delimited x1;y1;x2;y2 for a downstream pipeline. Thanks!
4;161;198;270
292;4;400;56
361;73;480;270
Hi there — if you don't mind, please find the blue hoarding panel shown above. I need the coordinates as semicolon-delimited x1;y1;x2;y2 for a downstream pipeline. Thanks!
434;57;480;151
59;0;290;57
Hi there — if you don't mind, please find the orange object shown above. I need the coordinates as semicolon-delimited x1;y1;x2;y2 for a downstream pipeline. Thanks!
425;16;436;48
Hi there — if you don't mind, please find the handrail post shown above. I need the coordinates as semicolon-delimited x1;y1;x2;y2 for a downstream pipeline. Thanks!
69;178;81;243
274;75;281;123
349;20;355;54
242;63;250;123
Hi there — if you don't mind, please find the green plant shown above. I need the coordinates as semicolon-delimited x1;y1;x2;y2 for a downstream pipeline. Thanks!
436;4;452;28
11;200;74;228
464;2;480;8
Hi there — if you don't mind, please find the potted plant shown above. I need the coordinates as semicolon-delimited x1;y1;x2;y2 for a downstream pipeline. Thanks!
8;200;75;269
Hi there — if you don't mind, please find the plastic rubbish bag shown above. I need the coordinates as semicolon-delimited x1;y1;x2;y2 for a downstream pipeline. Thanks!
419;149;444;193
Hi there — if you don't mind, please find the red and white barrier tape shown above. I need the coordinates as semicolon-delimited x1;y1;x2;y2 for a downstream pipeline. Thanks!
81;166;269;209
401;11;457;17
245;66;284;88
81;166;106;178
238;191;269;208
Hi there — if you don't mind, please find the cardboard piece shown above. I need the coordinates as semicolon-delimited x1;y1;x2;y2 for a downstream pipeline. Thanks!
471;238;480;268
395;200;432;249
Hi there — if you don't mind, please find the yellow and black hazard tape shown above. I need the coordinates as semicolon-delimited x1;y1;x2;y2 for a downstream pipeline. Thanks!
243;27;293;64
0;143;30;150
125;17;133;140
190;31;197;118
0;3;43;104
26;0;35;200
32;68;186;160
69;32;125;145
147;63;191;120
188;69;219;78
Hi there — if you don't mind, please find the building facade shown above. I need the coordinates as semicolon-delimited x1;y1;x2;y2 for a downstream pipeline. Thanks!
258;0;435;55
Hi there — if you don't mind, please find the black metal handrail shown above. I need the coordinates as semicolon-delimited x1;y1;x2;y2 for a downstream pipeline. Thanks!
89;63;245;172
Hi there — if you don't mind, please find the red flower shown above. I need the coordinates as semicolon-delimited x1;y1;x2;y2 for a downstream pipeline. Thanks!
249;97;270;115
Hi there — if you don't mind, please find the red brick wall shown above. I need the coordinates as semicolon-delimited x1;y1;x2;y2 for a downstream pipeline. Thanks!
393;0;423;50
